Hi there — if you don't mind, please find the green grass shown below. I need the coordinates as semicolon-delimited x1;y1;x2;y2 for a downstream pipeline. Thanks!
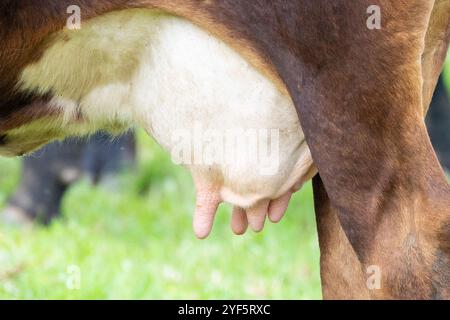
444;55;450;93
0;132;321;299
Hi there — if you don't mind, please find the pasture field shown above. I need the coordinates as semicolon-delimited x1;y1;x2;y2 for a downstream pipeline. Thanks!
0;131;321;299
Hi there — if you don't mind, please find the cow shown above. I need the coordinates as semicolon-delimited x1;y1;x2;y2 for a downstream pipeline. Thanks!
0;1;449;299
1;131;136;225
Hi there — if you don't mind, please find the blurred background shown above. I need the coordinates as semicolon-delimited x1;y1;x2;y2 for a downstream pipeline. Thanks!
0;60;448;300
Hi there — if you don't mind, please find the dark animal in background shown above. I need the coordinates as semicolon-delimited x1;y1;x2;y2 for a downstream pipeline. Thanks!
1;131;136;225
426;75;450;172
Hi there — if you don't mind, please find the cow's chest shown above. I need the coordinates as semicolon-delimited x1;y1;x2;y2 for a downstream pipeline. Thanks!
19;9;310;207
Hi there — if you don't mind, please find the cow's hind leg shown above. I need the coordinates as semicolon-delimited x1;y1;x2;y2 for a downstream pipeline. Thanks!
275;0;450;299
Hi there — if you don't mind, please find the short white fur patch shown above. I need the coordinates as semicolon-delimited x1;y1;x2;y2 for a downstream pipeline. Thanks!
19;10;312;207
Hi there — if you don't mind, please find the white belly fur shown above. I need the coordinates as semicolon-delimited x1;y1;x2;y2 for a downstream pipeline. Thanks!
19;9;312;208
